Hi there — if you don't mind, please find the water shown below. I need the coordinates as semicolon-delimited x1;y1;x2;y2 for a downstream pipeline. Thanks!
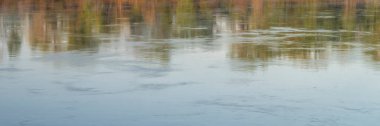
1;0;380;125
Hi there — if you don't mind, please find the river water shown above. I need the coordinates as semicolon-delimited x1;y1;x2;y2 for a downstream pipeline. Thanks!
1;0;380;126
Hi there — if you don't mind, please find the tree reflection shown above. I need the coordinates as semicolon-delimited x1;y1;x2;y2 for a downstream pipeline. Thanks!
1;0;380;69
67;0;100;51
7;28;21;57
0;14;22;58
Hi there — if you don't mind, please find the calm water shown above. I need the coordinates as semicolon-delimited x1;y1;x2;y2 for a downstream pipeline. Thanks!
1;0;380;125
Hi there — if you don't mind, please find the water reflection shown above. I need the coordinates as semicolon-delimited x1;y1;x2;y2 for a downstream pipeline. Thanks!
7;27;21;57
3;1;380;126
1;0;380;67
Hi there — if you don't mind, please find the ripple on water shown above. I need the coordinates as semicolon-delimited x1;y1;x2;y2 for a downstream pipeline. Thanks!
0;67;31;72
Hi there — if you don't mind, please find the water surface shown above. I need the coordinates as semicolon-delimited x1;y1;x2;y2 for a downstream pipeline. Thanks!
1;0;380;126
